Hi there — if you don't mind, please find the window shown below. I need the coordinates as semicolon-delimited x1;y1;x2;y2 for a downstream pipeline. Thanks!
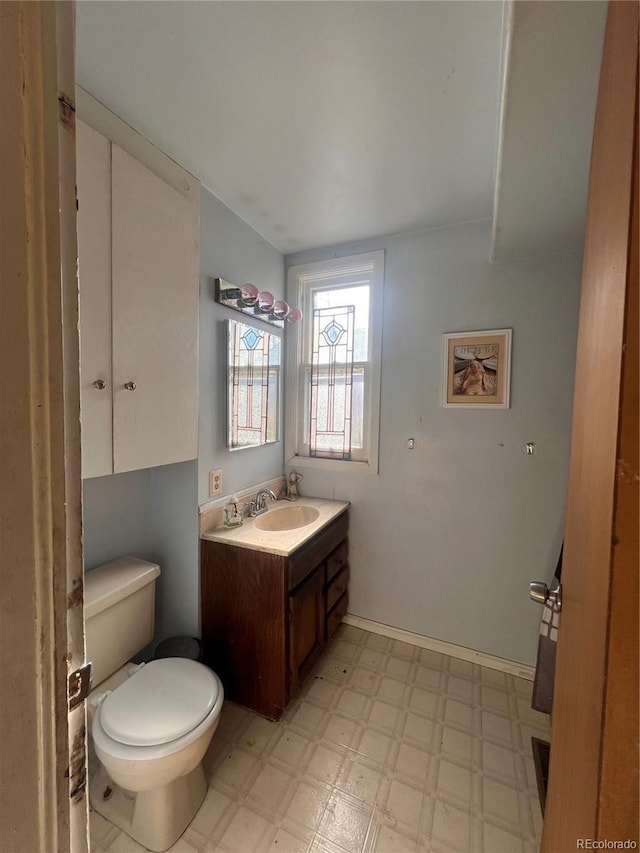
286;250;384;473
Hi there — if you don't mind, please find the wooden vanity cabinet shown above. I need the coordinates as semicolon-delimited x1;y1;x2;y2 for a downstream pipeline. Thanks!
201;509;348;719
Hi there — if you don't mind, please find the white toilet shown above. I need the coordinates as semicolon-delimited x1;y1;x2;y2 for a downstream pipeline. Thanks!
85;556;224;852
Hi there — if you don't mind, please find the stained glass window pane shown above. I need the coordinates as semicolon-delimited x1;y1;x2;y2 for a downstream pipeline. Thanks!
350;367;365;450
312;285;369;361
309;305;355;459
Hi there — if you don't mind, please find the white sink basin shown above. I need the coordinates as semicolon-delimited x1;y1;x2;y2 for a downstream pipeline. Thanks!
253;505;320;532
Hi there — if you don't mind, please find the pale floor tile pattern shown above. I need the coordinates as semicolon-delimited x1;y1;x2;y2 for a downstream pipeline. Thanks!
90;625;549;853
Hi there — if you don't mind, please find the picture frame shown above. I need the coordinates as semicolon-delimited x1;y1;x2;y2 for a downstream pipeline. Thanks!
442;328;512;408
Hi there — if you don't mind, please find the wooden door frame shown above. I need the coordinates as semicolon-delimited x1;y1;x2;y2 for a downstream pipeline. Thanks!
598;95;639;841
0;3;86;852
542;2;639;849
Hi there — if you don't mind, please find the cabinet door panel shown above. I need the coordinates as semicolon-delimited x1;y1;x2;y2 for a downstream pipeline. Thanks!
76;120;113;478
289;564;325;695
111;145;199;473
201;542;287;720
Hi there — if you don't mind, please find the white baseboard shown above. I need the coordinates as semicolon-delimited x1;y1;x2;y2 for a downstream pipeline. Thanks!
343;614;535;681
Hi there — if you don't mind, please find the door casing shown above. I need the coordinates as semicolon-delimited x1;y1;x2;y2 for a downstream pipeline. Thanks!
0;3;87;851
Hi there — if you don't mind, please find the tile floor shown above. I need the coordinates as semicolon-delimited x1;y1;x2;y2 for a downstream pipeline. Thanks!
89;625;549;853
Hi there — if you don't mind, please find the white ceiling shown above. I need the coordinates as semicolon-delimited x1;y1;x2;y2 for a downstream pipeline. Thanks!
75;1;605;258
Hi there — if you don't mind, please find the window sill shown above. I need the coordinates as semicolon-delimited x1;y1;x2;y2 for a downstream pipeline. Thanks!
286;453;379;475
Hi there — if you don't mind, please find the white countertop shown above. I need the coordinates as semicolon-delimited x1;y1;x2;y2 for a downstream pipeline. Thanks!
200;497;349;557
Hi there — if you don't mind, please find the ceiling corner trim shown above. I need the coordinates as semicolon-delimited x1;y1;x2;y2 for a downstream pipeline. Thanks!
491;0;515;262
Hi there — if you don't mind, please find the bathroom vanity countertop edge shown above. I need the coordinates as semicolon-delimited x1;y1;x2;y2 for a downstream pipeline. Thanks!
200;498;349;556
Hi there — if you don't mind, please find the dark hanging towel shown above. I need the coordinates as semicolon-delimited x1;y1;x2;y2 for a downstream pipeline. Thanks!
532;546;563;714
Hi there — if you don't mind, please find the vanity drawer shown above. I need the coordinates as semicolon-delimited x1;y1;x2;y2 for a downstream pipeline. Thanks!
326;565;349;611
326;592;348;639
326;540;348;584
288;511;348;591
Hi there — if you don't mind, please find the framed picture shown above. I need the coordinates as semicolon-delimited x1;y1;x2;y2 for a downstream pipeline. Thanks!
443;328;512;408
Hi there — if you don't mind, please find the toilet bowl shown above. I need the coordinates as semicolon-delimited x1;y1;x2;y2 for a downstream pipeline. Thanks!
84;558;225;852
92;657;224;790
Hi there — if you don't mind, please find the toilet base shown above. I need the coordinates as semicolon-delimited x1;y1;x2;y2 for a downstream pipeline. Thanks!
90;762;207;852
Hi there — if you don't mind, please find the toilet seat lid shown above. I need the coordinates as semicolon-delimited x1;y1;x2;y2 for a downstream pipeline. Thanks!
99;658;220;746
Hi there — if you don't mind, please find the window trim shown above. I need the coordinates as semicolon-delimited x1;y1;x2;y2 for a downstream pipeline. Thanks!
285;250;384;474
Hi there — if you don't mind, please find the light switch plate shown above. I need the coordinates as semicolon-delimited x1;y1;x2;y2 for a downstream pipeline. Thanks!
209;469;222;496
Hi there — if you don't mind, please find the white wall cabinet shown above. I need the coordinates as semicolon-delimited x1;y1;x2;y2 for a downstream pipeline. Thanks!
77;119;199;478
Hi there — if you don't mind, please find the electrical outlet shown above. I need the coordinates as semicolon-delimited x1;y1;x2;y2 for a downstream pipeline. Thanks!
209;469;222;496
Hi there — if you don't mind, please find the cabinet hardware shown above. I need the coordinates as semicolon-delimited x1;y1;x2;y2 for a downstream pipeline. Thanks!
529;579;562;611
68;662;93;711
93;379;107;390
124;381;137;391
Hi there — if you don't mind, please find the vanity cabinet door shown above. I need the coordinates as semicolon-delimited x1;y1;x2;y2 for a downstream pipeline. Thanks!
288;564;325;696
77;120;113;478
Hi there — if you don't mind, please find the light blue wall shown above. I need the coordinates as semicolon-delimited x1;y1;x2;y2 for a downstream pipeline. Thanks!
83;468;156;571
286;219;582;665
82;460;199;644
148;460;199;639
198;189;285;504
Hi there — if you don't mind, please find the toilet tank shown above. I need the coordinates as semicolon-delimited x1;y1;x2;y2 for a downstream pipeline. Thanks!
85;556;160;688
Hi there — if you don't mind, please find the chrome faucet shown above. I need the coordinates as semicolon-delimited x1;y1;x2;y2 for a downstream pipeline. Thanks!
248;488;277;517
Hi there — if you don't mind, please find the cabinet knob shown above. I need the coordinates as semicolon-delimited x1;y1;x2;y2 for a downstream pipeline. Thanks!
93;379;107;390
124;381;137;391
